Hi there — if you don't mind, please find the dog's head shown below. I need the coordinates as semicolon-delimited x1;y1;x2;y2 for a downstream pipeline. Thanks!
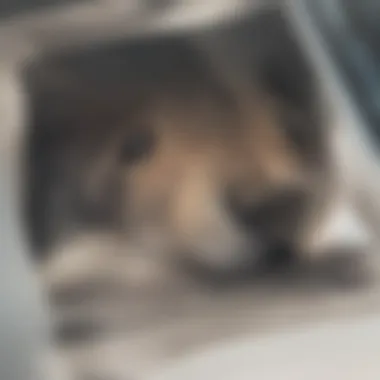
25;30;329;280
111;90;322;273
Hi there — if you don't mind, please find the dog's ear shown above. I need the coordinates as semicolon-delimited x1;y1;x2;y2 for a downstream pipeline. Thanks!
242;9;326;166
207;9;317;113
23;57;129;258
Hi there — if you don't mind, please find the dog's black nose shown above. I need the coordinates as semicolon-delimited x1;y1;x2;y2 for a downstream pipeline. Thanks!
227;187;308;239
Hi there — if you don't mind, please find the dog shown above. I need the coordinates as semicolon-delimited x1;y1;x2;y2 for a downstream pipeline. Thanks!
23;9;331;379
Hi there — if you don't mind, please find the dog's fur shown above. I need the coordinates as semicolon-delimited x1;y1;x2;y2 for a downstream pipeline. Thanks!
23;9;331;379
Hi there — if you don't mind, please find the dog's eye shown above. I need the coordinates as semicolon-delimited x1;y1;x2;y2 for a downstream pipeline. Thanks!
119;129;155;165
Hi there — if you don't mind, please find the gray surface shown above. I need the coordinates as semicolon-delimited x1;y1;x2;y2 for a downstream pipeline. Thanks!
0;56;51;380
150;315;380;380
54;252;380;379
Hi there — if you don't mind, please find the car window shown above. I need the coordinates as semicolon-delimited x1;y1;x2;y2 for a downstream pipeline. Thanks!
305;0;380;148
